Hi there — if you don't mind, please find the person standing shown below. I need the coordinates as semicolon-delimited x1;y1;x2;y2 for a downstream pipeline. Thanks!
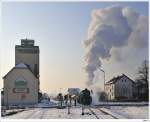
78;88;92;115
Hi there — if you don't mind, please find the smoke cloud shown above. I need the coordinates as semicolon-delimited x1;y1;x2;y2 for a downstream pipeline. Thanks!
84;6;148;85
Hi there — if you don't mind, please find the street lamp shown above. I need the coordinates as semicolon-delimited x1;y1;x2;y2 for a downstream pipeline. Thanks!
6;85;10;109
6;87;9;109
100;68;105;92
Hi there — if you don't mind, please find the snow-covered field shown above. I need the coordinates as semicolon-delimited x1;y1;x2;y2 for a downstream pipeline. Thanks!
2;107;97;119
109;106;149;119
35;99;58;108
2;106;149;119
94;102;148;106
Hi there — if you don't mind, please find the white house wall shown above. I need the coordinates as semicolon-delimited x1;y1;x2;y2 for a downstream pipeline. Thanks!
4;68;39;105
105;75;134;100
105;84;115;100
115;76;133;99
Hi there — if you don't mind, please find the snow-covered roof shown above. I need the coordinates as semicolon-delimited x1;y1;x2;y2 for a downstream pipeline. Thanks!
3;63;35;79
105;74;135;85
15;63;28;68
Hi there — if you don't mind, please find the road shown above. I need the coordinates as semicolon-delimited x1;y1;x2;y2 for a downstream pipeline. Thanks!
2;107;115;119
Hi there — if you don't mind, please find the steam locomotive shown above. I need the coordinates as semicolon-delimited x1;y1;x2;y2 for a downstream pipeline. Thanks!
77;88;92;106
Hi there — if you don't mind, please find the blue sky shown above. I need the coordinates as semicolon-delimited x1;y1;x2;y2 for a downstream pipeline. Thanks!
1;1;148;94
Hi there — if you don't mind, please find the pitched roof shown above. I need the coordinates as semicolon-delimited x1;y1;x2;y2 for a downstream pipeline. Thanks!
15;63;28;68
105;74;135;85
3;63;34;79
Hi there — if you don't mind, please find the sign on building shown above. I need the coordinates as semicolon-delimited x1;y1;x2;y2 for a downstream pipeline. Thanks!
13;77;29;93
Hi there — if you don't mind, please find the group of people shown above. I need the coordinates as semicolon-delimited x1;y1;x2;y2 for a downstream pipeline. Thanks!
57;93;77;107
57;88;92;115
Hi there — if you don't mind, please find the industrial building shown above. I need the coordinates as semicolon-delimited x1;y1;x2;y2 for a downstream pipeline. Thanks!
3;39;40;106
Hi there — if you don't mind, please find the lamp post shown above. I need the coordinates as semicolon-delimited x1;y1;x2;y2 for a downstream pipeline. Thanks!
6;87;9;109
100;68;105;92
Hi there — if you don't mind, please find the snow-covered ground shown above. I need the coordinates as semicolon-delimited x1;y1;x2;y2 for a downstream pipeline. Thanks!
2;107;97;119
35;99;58;108
94;102;148;106
2;99;149;119
2;106;148;119
108;106;149;119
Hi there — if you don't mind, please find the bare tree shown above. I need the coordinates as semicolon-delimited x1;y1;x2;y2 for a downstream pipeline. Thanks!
136;60;149;100
137;60;149;87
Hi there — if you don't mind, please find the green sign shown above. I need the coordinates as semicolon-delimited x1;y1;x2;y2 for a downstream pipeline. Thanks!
15;78;27;86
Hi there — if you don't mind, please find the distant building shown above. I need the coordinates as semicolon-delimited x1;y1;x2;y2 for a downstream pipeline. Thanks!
3;39;39;106
105;74;135;100
68;88;80;95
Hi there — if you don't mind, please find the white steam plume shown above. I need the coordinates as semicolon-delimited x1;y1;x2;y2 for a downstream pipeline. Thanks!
84;6;148;85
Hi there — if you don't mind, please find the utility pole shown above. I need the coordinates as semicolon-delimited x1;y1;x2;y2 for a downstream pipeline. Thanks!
6;87;9;109
100;68;105;92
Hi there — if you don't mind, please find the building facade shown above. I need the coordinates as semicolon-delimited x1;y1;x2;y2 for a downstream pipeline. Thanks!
3;39;39;106
3;63;39;105
68;88;80;95
105;74;135;100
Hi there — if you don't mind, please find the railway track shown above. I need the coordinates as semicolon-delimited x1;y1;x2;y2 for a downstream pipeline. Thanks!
2;106;127;119
88;108;99;119
88;107;124;119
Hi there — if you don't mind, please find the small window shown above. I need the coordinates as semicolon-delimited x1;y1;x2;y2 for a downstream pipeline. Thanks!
15;77;27;86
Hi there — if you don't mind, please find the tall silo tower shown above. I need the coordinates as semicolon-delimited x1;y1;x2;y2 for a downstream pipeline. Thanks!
15;39;40;79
